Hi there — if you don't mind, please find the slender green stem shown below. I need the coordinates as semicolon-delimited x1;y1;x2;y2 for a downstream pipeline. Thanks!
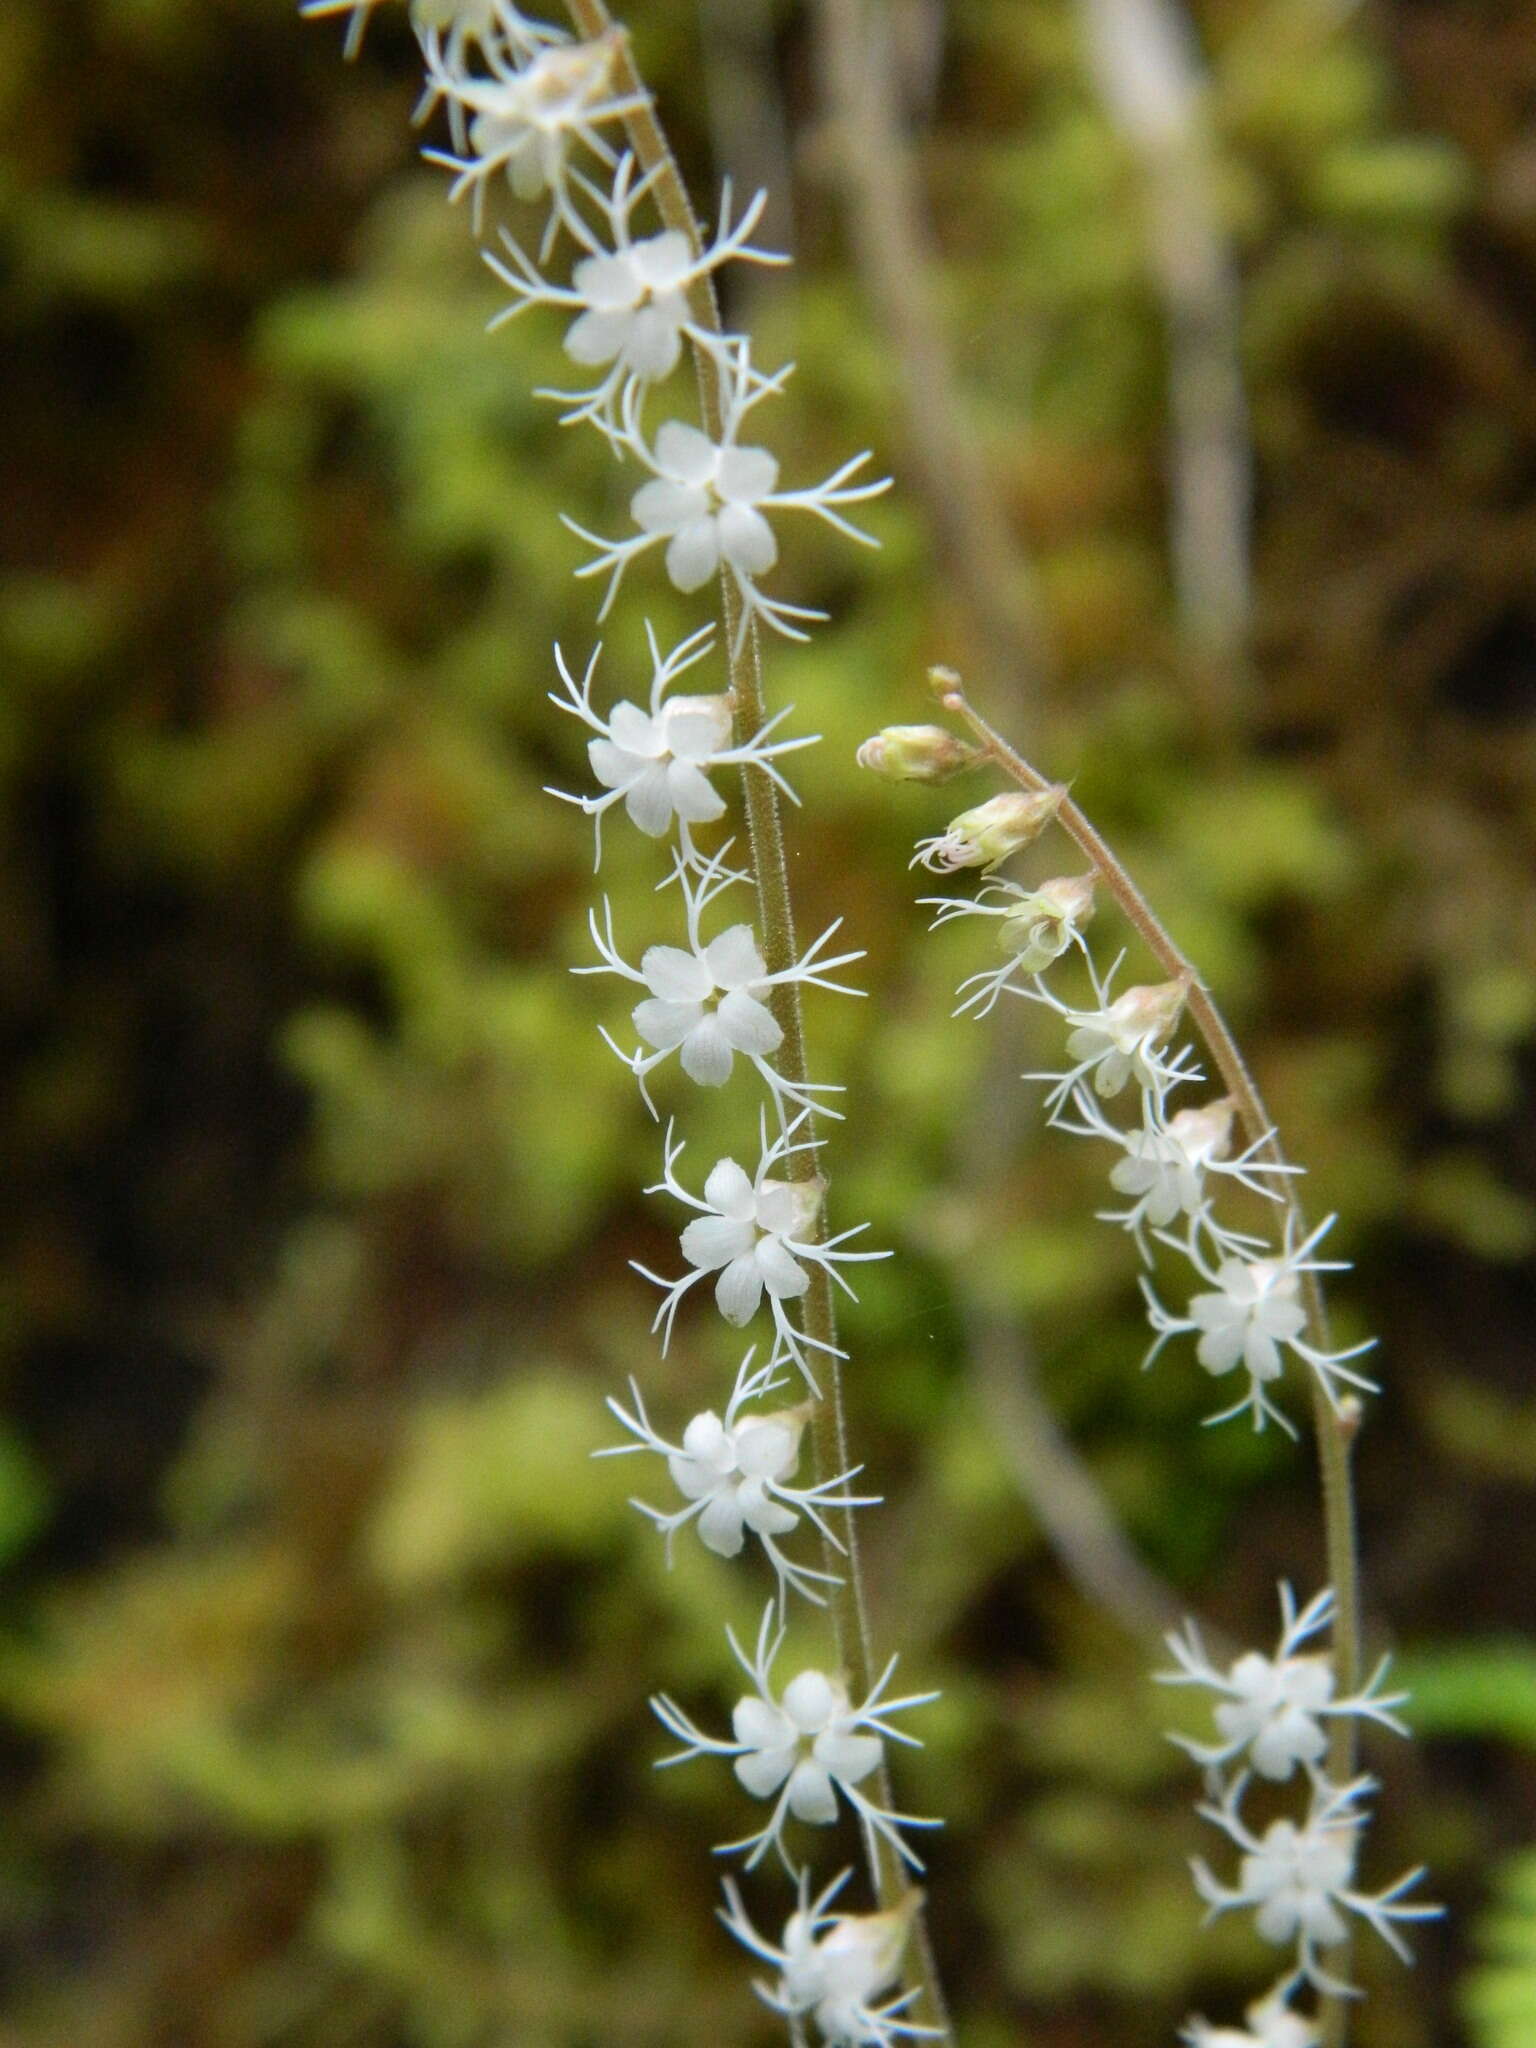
938;671;1363;2038
559;7;951;2034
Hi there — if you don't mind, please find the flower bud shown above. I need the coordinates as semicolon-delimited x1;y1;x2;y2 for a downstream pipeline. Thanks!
1168;1094;1235;1166
662;692;735;752
856;724;978;784
913;787;1065;873
996;872;1096;971
762;1174;823;1240
1115;975;1190;1046
814;1889;923;2010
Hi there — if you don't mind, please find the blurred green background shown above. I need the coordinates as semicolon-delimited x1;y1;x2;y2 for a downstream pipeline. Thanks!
3;0;1536;2041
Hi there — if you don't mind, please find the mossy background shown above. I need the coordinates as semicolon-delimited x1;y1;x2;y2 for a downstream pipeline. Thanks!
2;0;1535;2041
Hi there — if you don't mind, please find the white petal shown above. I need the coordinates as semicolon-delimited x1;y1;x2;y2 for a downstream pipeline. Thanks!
631;477;705;537
716;502;778;578
734;1746;798;1800
719;989;783;1057
1195;1326;1245;1376
634;230;692;291
572;249;641;311
738;1480;798;1537
623;764;675;837
755;1237;809;1300
717;443;779;503
587;738;641;791
735;1417;799;1481
704;924;767;990
679;1015;735;1086
564;305;631;367
734;1696;794;1750
715;1253;766;1325
782;1670;838;1733
632;997;701;1051
624;304;683;380
786;1760;839;1825
680;1410;731;1466
703;1158;756;1220
665;760;727;825
665;1453;715;1501
663;694;733;751
640;944;714;1003
654;419;718;485
814;1731;883;1786
681;1213;755;1272
696;1491;747;1556
665;518;723;593
608;700;662;755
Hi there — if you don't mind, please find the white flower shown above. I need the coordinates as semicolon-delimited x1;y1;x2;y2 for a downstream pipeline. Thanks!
1180;1976;1319;2048
652;1605;939;1873
596;1349;876;1607
566;344;889;650
720;1871;939;2048
922;871;1095;1018
1019;953;1199;1115
1143;1214;1379;1435
1158;1584;1410;1782
422;30;646;244
634;1112;890;1391
547;623;815;866
1192;1772;1440;1995
486;155;785;435
1057;1087;1299;1262
578;841;861;1117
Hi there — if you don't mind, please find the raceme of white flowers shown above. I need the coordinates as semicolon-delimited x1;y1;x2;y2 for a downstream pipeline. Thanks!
868;732;1443;2032
299;3;935;2040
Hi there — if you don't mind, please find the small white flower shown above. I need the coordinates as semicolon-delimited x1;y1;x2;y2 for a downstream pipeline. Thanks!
1158;1584;1410;1782
547;623;815;866
634;1112;890;1391
1057;1087;1299;1262
1180;1976;1319;2048
422;30;646;244
566;344;889;650
1019;953;1199;1114
652;1604;939;1873
596;1349;876;1607
1143;1215;1379;1435
1192;1771;1440;1995
486;155;785;435
720;1870;939;2048
923;871;1095;1018
578;841;861;1117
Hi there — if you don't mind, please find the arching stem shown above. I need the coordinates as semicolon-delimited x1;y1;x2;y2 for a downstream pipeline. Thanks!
937;667;1362;2039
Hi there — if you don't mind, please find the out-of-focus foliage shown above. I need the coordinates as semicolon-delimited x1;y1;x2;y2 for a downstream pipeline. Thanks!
1468;1850;1536;2048
0;0;1533;2042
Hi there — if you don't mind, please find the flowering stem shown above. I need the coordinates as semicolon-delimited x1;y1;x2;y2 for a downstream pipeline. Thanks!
937;667;1363;2039
561;5;952;2034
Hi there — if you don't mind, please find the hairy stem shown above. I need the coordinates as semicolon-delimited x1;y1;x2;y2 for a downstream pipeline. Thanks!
938;668;1362;2036
561;5;951;2032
